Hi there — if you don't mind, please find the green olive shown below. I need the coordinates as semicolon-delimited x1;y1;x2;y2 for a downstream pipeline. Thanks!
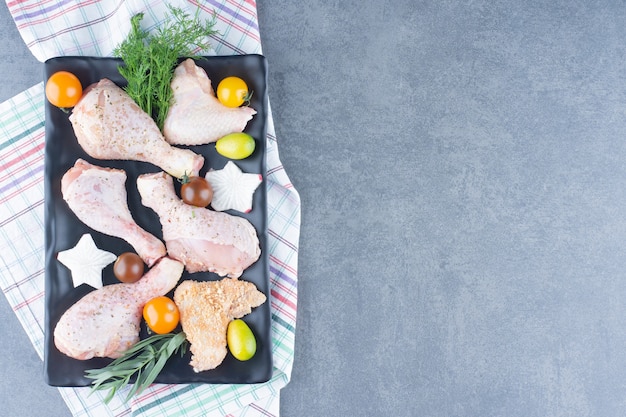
227;319;257;361
215;133;256;160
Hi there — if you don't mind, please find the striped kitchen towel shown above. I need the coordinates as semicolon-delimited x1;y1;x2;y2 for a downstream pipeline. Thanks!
0;1;299;416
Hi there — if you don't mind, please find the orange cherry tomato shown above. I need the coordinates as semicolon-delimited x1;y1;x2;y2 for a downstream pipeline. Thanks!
45;71;83;108
216;76;249;108
143;296;180;334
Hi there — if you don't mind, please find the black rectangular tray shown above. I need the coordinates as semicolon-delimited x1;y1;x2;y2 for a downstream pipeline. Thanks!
43;55;272;386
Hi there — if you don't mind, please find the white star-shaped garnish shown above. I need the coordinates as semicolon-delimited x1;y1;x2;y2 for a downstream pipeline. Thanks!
205;161;262;213
57;234;117;289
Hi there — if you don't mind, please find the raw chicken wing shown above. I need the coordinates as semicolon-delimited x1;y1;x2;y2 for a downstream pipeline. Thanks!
163;59;256;145
62;159;166;267
137;172;260;277
69;78;204;178
54;257;184;360
173;278;266;372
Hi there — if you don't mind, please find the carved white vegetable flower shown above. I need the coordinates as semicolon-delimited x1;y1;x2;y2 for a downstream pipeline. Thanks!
205;161;262;213
57;234;116;289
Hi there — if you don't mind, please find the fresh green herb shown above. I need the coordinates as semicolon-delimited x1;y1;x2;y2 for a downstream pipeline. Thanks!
114;5;218;129
243;90;254;107
178;171;191;185
85;332;187;404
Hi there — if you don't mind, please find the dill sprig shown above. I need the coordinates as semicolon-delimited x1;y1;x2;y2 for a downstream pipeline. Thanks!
114;6;218;129
85;332;188;404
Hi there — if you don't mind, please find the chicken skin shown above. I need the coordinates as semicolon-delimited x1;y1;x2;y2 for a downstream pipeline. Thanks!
54;257;184;360
69;78;204;179
136;172;261;277
162;59;256;146
173;278;266;372
61;159;166;267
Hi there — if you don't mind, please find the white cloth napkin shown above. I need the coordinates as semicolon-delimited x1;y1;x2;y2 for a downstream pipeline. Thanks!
0;1;300;416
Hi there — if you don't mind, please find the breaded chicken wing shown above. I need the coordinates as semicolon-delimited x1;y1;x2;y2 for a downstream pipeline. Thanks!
173;278;266;372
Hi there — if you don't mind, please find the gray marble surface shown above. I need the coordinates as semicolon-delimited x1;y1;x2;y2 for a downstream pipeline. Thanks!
3;1;626;416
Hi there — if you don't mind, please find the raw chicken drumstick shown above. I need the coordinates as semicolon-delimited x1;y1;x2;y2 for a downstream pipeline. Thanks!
136;171;260;277
62;159;166;267
162;58;256;146
69;78;204;179
54;257;184;360
174;278;266;372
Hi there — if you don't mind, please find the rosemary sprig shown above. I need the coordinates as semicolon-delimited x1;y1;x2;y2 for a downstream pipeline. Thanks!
113;5;218;129
85;332;188;404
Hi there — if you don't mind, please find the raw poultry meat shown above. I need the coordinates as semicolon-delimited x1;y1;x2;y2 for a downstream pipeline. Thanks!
162;59;256;145
69;78;204;179
173;278;266;372
136;171;260;277
62;159;166;267
54;257;184;360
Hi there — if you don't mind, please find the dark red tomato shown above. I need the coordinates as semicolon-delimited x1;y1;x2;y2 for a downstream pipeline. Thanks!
113;252;145;283
181;176;213;207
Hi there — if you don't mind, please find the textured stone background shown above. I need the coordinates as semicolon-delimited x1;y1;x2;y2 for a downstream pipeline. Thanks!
3;1;626;416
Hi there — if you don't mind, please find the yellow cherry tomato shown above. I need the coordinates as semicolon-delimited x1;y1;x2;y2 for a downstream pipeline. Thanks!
45;71;83;108
215;132;256;160
216;76;249;108
227;319;257;361
143;296;180;334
